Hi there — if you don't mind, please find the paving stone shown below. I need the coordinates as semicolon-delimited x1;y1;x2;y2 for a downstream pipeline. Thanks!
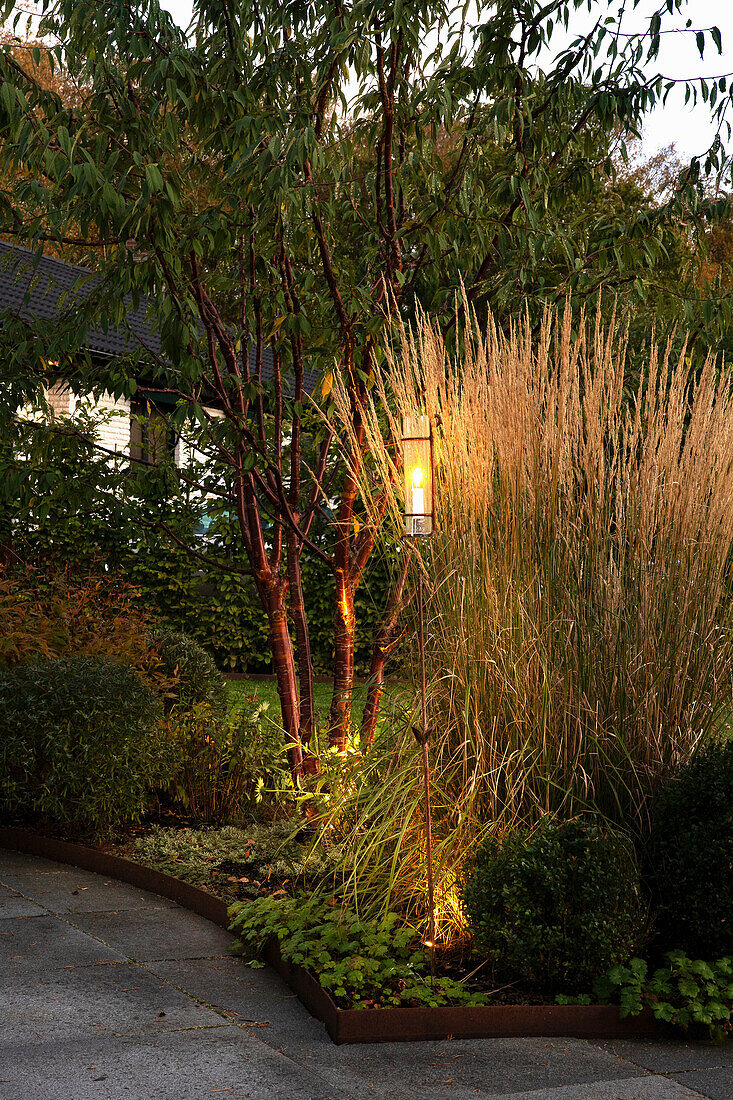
600;1039;733;1074
147;956;323;1038
2;851;731;1100
146;965;654;1100
3;959;223;1041
0;1027;345;1100
494;1075;708;1099
0;863;177;915
0;884;45;919
0;914;126;972
266;1037;651;1100
69;905;235;961
0;848;54;876
671;1068;733;1100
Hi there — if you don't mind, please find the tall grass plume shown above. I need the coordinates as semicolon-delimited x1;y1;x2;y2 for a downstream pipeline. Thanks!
326;306;733;937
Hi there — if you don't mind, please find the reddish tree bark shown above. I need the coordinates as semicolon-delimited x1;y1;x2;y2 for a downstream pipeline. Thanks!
361;551;412;748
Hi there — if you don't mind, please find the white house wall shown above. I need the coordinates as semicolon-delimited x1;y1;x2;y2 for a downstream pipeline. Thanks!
44;383;222;468
46;382;131;457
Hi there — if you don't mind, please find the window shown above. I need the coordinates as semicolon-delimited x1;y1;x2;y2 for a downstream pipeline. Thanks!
130;397;177;466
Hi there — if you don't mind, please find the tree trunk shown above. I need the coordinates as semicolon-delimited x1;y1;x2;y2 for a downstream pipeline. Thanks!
328;567;355;750
263;576;304;782
361;551;412;748
286;530;316;745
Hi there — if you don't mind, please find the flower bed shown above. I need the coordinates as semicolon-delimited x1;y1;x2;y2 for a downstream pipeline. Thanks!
0;825;667;1044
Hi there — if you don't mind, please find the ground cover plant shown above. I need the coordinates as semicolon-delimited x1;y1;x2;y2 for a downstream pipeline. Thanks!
119;823;335;905
561;953;733;1043
229;894;490;1009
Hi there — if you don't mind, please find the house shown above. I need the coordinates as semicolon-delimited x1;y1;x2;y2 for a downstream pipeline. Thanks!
0;239;316;464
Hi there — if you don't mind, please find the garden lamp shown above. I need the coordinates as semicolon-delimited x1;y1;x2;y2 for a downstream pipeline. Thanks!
402;415;433;537
401;413;436;962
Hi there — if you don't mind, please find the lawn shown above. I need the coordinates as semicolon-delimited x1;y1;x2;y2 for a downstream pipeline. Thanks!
226;677;409;735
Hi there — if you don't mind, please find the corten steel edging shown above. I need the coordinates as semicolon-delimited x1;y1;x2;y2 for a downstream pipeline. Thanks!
0;827;667;1045
258;940;667;1044
324;1002;667;1045
0;826;231;928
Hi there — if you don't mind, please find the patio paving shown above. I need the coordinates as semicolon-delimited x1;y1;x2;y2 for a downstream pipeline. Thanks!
1;848;731;1100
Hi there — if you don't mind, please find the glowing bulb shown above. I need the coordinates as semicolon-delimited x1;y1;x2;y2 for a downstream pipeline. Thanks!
411;465;425;522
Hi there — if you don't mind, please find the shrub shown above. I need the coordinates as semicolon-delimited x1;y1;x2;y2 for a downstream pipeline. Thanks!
0;655;172;833
461;820;645;992
150;626;228;713
0;564;167;688
650;740;733;958
163;696;291;822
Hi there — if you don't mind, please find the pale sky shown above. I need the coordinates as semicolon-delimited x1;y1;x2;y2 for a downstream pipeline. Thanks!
130;1;733;164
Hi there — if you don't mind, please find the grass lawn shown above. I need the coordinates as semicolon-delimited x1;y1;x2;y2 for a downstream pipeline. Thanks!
226;677;410;735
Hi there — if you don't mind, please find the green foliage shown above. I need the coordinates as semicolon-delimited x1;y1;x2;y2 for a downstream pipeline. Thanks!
124;513;276;672
563;952;733;1043
164;695;292;822
649;740;733;959
0;655;172;833
229;894;489;1008
126;822;334;901
4;466;394;674
151;625;228;712
0;0;729;392
461;821;645;992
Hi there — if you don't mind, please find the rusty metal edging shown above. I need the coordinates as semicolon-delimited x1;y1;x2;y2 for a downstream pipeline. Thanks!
0;827;666;1045
0;825;231;926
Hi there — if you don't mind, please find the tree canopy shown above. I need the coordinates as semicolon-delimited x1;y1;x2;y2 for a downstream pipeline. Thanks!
1;0;732;769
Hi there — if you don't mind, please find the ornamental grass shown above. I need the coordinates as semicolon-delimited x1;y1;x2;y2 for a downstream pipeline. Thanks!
325;305;733;940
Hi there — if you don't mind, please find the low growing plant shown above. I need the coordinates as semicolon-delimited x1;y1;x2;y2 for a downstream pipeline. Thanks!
127;822;334;899
461;820;645;992
229;894;490;1008
559;952;733;1042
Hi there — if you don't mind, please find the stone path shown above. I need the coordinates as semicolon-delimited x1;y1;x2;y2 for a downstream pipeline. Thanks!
1;849;733;1099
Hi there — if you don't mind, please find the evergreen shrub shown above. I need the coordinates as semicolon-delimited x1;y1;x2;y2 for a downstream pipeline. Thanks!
0;655;172;833
461;820;645;992
650;740;733;958
151;625;228;713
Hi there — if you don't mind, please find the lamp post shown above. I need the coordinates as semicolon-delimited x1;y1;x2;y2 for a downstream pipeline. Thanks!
402;415;436;965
